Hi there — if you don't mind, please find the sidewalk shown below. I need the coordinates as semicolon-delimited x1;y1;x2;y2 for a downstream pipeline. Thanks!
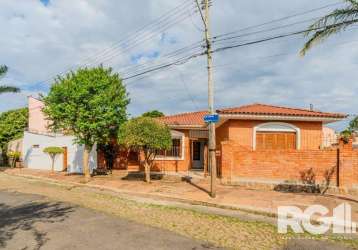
3;168;358;221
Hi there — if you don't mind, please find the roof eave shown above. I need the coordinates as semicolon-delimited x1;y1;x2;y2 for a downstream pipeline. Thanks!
167;124;208;130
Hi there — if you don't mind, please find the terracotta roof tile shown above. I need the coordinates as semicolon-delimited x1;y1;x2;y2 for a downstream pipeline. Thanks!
159;110;208;126
159;104;347;127
217;103;347;118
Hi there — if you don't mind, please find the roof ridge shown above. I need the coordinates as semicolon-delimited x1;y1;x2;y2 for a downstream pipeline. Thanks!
219;103;344;116
251;103;344;115
217;103;259;112
160;110;208;119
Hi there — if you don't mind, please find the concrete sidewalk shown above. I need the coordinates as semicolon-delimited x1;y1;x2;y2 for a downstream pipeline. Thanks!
3;168;358;221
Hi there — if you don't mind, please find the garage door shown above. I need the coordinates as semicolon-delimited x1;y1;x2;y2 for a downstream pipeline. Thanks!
256;132;296;150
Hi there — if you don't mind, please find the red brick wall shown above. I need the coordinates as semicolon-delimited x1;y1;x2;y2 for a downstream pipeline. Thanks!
152;129;191;172
339;140;358;187
220;139;358;188
98;129;192;173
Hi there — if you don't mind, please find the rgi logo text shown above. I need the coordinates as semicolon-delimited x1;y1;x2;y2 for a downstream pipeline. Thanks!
278;203;356;234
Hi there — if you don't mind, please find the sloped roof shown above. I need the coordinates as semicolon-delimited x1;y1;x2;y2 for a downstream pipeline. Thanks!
159;110;208;126
218;103;346;118
159;103;347;127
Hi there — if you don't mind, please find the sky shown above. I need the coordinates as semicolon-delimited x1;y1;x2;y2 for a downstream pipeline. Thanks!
0;0;357;131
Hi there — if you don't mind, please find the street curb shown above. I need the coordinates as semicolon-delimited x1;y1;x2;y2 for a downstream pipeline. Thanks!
2;172;277;219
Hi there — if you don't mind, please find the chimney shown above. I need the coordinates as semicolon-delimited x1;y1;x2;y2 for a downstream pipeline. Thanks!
310;104;314;111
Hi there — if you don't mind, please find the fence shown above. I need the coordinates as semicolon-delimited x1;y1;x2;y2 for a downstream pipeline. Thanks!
220;138;358;189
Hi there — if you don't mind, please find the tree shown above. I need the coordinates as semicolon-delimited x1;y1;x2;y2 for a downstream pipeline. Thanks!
348;116;358;132
339;116;358;143
118;117;172;183
0;65;20;94
43;147;64;172
43;66;130;179
7;151;21;168
0;108;28;163
142;110;165;118
301;0;358;55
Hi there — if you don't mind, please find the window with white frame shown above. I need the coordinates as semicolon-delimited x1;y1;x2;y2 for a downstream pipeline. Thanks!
156;130;184;159
254;122;301;150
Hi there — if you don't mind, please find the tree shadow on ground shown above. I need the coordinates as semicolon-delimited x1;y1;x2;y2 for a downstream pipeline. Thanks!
121;171;164;181
0;200;74;250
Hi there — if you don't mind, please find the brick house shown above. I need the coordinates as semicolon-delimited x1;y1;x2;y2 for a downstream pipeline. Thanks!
99;103;358;187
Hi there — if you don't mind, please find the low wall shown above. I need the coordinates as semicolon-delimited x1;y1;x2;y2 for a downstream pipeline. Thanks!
220;139;358;189
97;149;189;173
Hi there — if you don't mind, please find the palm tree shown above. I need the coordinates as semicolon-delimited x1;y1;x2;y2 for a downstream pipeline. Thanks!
301;0;358;56
0;65;20;94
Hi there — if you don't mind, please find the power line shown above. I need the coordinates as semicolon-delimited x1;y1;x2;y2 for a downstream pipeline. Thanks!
213;2;343;40
212;37;358;70
93;2;348;78
42;7;196;84
122;6;342;81
83;8;197;68
79;0;194;65
35;1;349;89
120;19;358;82
212;16;321;45
120;46;205;77
178;69;200;110
39;0;197;84
122;1;347;78
122;51;204;81
210;19;358;55
39;0;337;86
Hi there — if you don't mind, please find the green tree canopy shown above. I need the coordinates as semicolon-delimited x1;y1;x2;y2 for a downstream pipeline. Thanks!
142;110;165;118
0;65;20;94
118;117;172;182
43;147;65;154
301;0;358;55
0;108;28;160
43;66;130;178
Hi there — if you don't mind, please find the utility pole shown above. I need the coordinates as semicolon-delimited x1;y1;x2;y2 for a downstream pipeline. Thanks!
197;0;216;198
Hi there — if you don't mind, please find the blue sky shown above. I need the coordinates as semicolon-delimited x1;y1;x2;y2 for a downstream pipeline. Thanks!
0;0;357;131
40;0;50;6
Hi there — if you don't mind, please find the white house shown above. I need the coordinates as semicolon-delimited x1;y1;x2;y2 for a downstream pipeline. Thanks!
22;97;97;173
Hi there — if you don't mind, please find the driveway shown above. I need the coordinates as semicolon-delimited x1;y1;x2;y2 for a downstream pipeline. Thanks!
0;190;219;250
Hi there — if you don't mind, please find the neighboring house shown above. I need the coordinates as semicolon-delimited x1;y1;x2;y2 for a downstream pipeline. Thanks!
22;97;97;173
353;132;358;148
98;103;347;176
322;126;338;148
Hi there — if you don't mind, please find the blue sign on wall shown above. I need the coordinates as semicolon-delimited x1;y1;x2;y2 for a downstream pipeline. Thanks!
204;114;219;123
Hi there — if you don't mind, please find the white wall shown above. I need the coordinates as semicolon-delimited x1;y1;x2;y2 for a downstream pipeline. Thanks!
22;131;97;173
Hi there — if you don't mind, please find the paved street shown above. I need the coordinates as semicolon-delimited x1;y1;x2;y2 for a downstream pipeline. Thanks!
0;174;357;250
0;190;219;250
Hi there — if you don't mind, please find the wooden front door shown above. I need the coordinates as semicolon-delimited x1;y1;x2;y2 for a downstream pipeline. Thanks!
62;147;68;171
192;141;204;169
